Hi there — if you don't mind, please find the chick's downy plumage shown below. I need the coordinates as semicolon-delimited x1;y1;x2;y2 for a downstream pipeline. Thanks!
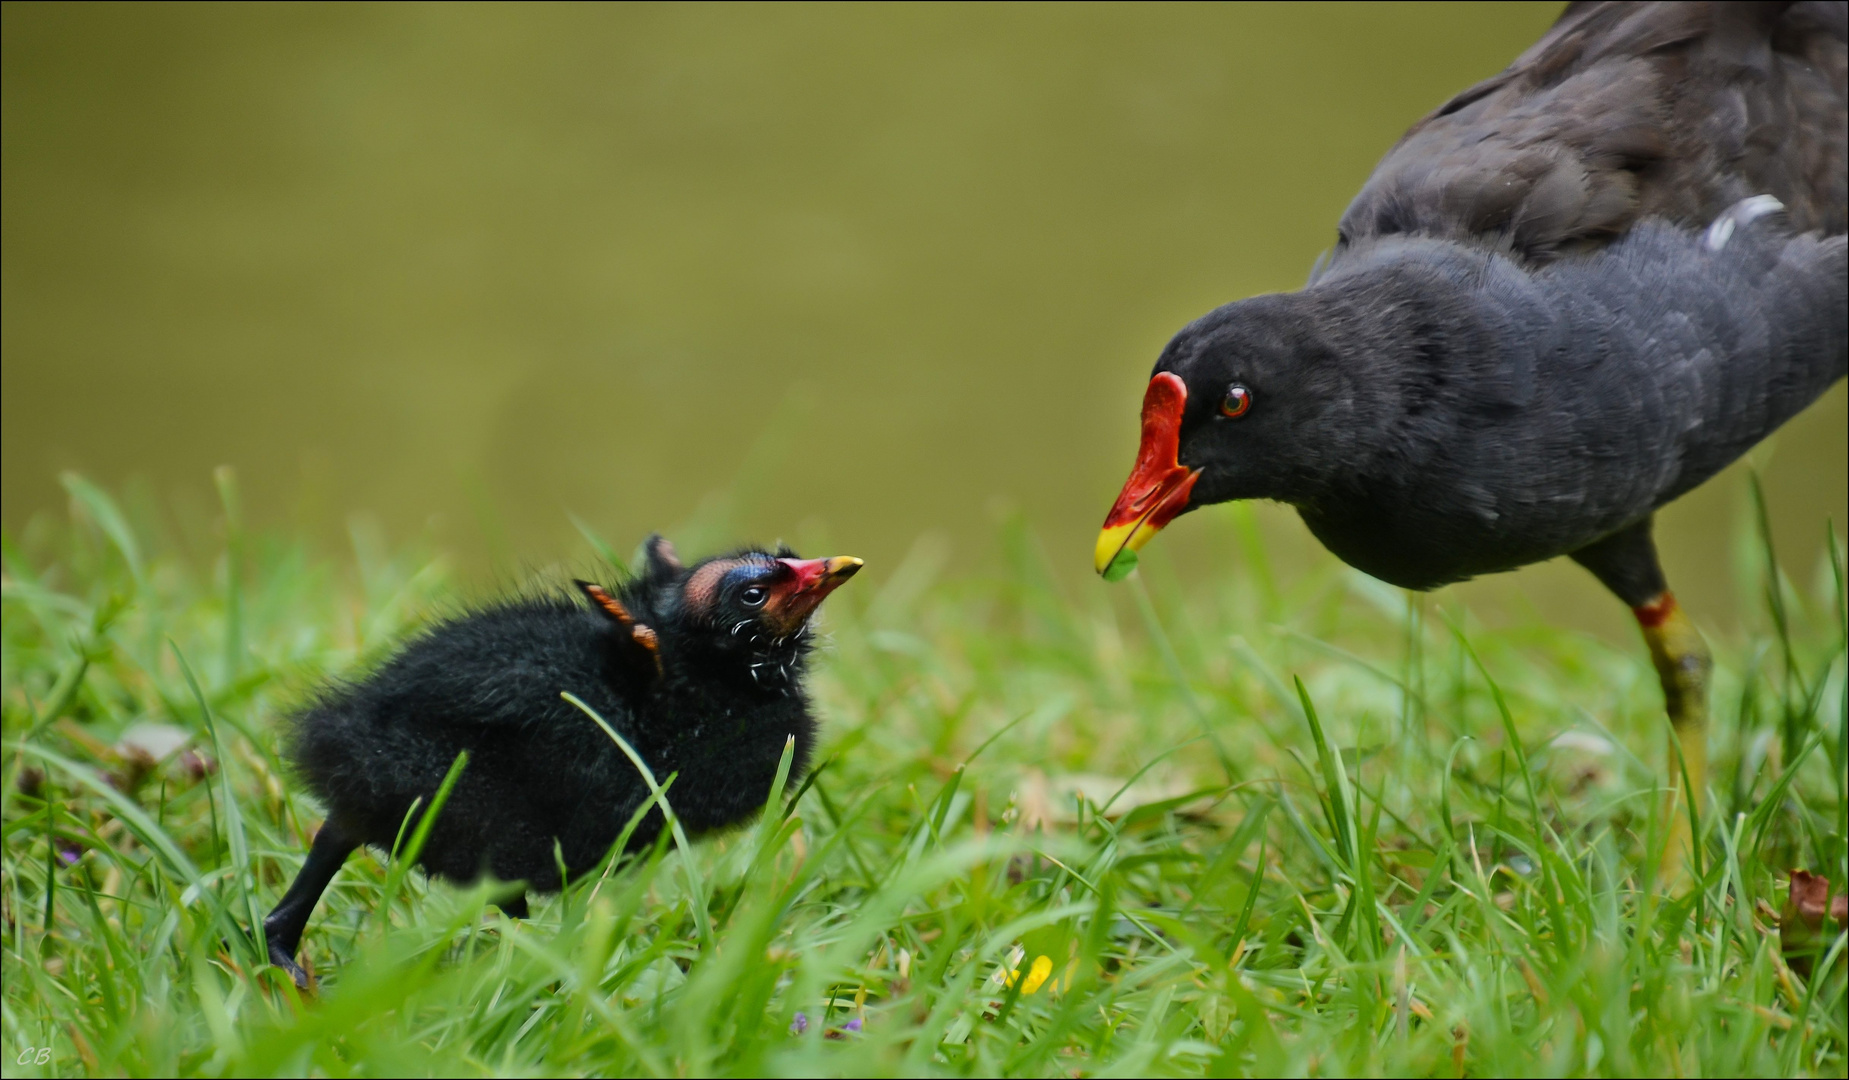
264;535;861;987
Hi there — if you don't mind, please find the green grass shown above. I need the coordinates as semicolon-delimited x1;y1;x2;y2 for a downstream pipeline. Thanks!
2;474;1844;1077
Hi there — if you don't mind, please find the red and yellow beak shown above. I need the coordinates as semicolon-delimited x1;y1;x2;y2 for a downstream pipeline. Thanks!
768;555;863;629
1095;372;1200;574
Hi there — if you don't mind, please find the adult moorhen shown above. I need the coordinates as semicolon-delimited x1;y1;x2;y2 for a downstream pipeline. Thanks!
1096;1;1847;862
263;536;861;987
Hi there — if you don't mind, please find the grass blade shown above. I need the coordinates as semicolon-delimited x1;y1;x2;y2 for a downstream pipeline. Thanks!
562;691;712;945
1297;676;1354;869
172;643;263;960
379;749;470;920
60;472;143;586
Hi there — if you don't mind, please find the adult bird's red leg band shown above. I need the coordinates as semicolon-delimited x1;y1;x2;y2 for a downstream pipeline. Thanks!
1095;372;1201;573
1633;592;1677;629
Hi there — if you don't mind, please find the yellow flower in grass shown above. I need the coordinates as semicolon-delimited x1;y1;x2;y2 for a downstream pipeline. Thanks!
1004;954;1055;994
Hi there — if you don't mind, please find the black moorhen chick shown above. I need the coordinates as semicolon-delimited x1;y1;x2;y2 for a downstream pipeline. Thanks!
1096;1;1847;864
263;535;861;987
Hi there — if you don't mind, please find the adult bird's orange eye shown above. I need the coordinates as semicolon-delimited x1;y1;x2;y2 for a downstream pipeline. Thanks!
1220;384;1252;419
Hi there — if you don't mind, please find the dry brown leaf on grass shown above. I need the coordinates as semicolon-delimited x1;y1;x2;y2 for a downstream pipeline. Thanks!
1780;869;1848;979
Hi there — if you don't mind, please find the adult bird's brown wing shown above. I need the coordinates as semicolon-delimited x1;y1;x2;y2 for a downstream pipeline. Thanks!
1336;1;1847;263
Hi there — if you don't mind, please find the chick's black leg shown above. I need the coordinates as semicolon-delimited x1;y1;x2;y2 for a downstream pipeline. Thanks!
1571;517;1711;876
263;822;358;989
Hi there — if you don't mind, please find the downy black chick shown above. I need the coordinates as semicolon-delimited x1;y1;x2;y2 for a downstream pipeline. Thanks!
263;535;861;988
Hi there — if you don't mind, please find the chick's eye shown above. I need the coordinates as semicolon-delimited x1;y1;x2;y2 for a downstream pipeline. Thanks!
740;586;768;607
1220;384;1253;419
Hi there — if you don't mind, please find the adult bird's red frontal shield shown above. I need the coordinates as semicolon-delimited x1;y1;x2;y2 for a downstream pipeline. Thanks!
1095;372;1200;574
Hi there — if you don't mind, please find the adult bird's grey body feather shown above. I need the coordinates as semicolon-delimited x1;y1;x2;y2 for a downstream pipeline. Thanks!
1283;214;1848;590
1098;1;1847;878
1339;1;1846;260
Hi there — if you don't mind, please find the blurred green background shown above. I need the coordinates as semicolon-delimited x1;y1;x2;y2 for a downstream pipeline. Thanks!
3;1;1843;640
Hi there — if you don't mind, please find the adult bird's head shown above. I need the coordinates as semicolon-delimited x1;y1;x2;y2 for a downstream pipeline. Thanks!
1095;292;1366;576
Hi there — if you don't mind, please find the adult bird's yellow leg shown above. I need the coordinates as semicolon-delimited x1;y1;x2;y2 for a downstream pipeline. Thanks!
1634;592;1711;881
